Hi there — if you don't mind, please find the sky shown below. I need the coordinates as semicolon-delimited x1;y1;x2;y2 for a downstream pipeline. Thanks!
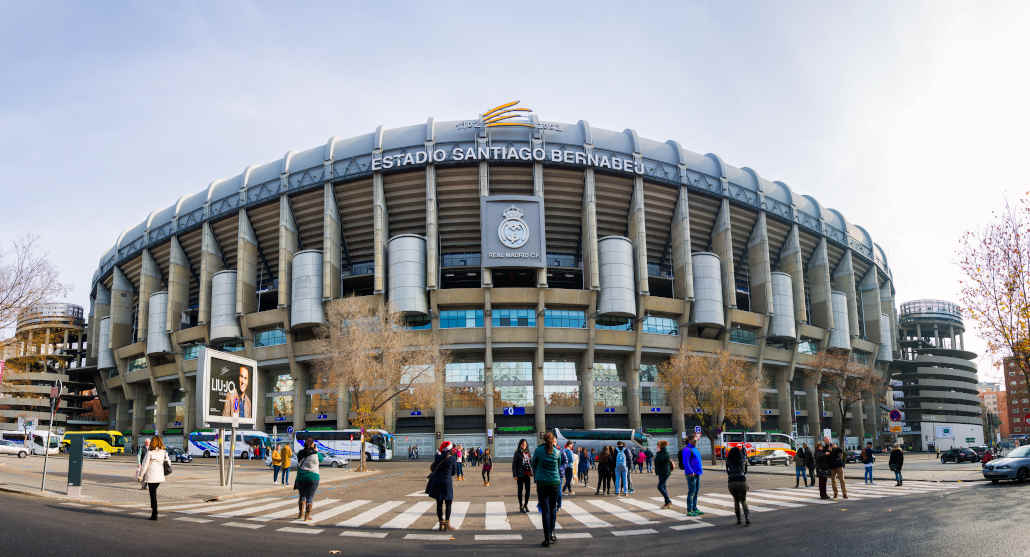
1;1;1028;382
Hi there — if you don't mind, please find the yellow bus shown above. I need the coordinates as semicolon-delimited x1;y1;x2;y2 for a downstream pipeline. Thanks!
61;430;128;454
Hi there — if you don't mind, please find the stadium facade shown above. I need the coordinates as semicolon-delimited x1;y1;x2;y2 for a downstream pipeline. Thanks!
81;104;899;452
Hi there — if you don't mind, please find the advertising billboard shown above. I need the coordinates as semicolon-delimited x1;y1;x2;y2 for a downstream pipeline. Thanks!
196;348;257;427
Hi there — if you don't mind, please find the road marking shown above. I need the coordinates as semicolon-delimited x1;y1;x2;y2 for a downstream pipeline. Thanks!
382;500;434;529
179;497;280;515
619;497;694;520
292;499;369;524
404;534;453;541
658;497;734;517
585;499;656;524
406;490;426;497
527;510;562;530
670;522;713;530
749;491;835;504
160;500;228;512
59;503;88;508
174;517;212;523
557;532;592;539
612;528;658;536
130;512;152;517
558;500;611;528
475;534;522;541
213;499;298;518
705;492;805;508
224;522;264;529
698;494;776;512
340;530;389;538
432;501;470;530
484;501;511;530
338;500;403;527
278;526;323;534
249;499;339;522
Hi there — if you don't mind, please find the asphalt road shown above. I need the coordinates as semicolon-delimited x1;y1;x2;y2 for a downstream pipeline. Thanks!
0;478;1024;556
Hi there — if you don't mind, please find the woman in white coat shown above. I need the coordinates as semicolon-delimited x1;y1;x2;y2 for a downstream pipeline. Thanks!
138;435;172;520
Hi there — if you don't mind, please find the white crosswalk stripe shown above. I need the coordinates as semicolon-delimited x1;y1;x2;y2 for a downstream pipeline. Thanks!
432;501;470;530
161;499;231;512
249;499;340;522
179;497;280;515
382;500;435;529
704;492;805;508
484;501;511;530
619;497;696;521
659;496;735;517
585;499;656;525
174;517;212;524
338;500;403;527
613;528;658;536
213;499;297;519
527;510;563;529
749;490;836;504
697;494;776;512
292;499;369;524
558;500;611;528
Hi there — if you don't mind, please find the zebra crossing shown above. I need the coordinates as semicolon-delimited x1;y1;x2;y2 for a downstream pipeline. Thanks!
57;480;966;542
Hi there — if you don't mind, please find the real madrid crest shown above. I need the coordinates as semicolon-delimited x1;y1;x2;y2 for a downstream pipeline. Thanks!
498;206;530;249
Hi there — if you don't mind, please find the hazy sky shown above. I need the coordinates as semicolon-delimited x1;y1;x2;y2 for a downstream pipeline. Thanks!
2;1;1027;381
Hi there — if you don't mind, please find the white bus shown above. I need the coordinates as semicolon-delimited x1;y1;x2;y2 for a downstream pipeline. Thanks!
0;431;61;455
187;430;274;459
715;431;796;458
295;429;394;461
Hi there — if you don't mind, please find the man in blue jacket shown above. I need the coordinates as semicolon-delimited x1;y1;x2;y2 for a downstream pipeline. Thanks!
680;433;704;516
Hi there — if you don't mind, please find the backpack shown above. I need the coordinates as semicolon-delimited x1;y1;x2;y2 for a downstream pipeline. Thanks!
615;449;627;467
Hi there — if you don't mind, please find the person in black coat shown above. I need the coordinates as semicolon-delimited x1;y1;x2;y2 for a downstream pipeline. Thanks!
426;441;458;531
795;443;813;488
512;439;533;512
814;442;831;500
889;445;904;486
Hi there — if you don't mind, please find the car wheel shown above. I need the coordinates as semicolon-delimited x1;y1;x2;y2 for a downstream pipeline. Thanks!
240;452;248;460
18;451;27;459
332;461;340;468
203;450;210;458
991;479;1000;484
1018;468;1029;482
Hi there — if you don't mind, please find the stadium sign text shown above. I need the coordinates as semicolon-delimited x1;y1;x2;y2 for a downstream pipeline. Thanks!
371;145;645;175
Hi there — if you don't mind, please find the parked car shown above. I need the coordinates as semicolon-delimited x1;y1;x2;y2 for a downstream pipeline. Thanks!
969;446;989;459
982;445;1030;483
0;440;30;458
941;448;978;463
168;447;193;463
322;454;349;469
748;449;792;466
845;450;862;463
82;445;110;459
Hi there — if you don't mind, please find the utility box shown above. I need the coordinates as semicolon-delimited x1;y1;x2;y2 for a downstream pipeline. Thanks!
67;435;83;498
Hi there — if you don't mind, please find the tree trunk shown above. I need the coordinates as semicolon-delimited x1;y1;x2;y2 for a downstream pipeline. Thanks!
707;433;718;465
837;401;848;450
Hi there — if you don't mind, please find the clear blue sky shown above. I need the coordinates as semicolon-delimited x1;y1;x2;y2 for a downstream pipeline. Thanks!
2;1;1027;380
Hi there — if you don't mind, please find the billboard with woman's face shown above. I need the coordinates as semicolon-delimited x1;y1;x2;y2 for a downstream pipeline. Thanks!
196;348;258;426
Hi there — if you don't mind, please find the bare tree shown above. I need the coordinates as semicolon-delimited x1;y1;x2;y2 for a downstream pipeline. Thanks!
314;297;448;471
811;350;883;445
0;235;67;333
958;195;1030;388
659;348;757;464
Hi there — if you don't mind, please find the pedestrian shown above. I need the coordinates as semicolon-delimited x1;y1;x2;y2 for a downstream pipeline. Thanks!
620;442;636;494
482;449;493;486
532;431;562;547
654;440;674;508
889;444;905;486
271;443;283;484
578;447;591;487
982;449;993;466
645;446;654;474
613;441;630;496
595;446;610;495
512;439;534;513
635;447;646;473
828;440;848;499
862;441;876;485
560;441;576;495
725;443;750;526
280;441;293;486
455;444;464;481
794;443;812;488
136;437;151;491
815;442;830;499
804;442;816;487
681;434;704;516
137;435;171;521
589;448;597;470
426;441;458;531
294;438;322;520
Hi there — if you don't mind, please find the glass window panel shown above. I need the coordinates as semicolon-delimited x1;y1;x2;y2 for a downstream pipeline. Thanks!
269;395;293;417
596;317;633;331
642;315;679;335
182;344;202;360
492;308;536;328
545;385;580;407
439;309;485;329
128;356;148;371
497;385;534;408
255;328;287;347
593;362;624;407
274;374;295;393
544;309;586;329
729;326;758;345
494;361;533;382
308;391;337;415
544;360;577;381
446;362;485;383
445;385;485;408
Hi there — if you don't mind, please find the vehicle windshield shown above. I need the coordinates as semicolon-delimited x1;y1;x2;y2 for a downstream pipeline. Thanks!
1007;446;1030;458
113;435;126;447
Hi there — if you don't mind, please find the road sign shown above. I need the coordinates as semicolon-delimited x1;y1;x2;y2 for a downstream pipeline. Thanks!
503;406;526;416
410;410;422;416
1024;414;1030;426
286;426;294;434
603;407;616;413
889;424;902;433
889;409;903;421
694;426;702;434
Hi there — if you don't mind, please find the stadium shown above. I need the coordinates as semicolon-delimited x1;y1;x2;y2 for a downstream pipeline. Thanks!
81;102;899;453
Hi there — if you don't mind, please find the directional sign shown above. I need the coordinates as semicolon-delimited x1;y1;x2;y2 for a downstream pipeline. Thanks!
694;426;702;434
286;426;294;434
603;407;616;413
649;407;661;412
503;407;526;416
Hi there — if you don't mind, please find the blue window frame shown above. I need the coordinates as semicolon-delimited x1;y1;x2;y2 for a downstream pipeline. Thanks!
219;344;245;353
439;309;484;329
544;309;586;329
492;308;536;328
642;315;679;335
798;339;820;354
254;328;287;347
182;344;202;360
729;326;758;345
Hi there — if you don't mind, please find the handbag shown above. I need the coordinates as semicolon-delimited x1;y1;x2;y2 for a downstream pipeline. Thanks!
163;455;173;476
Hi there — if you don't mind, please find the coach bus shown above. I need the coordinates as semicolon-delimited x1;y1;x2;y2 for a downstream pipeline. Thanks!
553;428;650;455
187;430;274;459
1;431;62;455
294;429;394;461
60;430;125;454
715;431;796;458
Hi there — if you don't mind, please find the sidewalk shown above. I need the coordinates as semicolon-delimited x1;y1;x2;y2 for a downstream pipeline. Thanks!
0;455;381;506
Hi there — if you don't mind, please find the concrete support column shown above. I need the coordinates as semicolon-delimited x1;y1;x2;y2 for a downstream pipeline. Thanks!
880;283;898;349
236;209;259;316
849;398;865;445
748;364;763;430
582;169;600;291
167;237;190;333
91;284;111;360
136;249;161;343
671;186;694;301
581;292;598;430
779;224;807;323
181;379;194;444
484;290;495;443
278;196;299;308
533;162;548;287
291;363;309;432
859;270;883;344
372;173;388;294
775;366;793;434
960;333;965;350
626;330;642;432
153;383;171;435
335;383;350;429
478;160;492;287
832;251;860;339
533;292;546;436
323;184;341;300
747;212;773;314
828;382;843;440
807;238;833;330
712;199;737;311
198;222;224;326
110;267;135;350
115;394;131;434
425;164;439;291
629;176;649;295
130;392;146;445
429;292;444;437
803;371;822;439
863;390;877;442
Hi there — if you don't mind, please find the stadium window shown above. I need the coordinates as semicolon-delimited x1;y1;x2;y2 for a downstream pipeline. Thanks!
128;356;148;372
728;326;758;345
798;339;820;354
543;309;586;329
492;308;536;328
439;309;484;329
403;315;432;330
596;316;633;331
641;315;678;335
254;328;287;347
181;343;202;360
